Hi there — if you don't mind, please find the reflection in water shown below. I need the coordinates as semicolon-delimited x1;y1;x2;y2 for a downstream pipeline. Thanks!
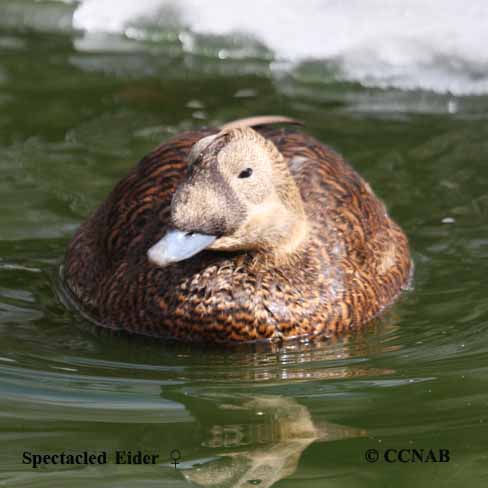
58;300;400;384
1;4;488;487
183;395;365;488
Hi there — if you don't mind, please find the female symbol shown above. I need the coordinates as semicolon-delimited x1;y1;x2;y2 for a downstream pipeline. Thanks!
170;449;181;469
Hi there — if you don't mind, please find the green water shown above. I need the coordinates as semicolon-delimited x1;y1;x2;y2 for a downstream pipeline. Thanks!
1;16;488;488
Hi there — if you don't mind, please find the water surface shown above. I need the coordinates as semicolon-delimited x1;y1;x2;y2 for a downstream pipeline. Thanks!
1;2;488;487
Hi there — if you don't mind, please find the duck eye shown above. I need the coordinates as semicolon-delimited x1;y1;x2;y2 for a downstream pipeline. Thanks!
238;168;253;179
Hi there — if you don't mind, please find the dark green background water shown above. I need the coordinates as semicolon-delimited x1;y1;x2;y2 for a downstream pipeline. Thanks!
1;5;488;488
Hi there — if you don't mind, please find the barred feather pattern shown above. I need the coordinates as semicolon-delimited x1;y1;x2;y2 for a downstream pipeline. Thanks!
64;126;412;343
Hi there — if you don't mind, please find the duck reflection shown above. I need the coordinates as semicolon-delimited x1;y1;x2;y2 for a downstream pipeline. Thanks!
181;395;365;488
55;297;402;486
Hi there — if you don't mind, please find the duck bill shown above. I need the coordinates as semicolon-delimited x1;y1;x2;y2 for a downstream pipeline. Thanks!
147;229;217;267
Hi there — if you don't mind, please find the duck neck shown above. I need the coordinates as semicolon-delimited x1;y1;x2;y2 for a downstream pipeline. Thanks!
275;212;309;258
253;198;310;267
267;163;310;262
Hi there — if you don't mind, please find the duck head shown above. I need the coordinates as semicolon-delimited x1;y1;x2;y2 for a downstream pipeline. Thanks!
148;126;309;267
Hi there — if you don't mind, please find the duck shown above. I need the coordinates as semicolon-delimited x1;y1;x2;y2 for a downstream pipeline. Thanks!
63;115;412;343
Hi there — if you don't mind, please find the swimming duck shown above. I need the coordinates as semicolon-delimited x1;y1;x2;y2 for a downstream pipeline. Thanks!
64;116;412;343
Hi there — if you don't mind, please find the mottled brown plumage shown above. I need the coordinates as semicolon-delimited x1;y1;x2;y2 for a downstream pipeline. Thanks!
63;119;412;343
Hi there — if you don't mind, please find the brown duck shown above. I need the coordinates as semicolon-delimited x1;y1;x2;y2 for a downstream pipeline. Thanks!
64;116;412;343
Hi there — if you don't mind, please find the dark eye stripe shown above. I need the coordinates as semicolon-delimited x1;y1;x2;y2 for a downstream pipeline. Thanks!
238;168;253;178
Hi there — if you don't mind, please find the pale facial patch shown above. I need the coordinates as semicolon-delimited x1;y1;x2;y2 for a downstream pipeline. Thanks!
157;127;310;262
